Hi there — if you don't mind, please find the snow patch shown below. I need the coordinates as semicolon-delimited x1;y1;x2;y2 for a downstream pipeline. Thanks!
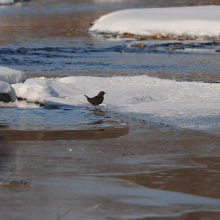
12;75;220;130
0;66;26;84
89;6;220;39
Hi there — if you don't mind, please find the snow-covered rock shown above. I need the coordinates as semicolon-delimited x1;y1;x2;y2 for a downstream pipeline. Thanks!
0;67;26;103
0;81;16;102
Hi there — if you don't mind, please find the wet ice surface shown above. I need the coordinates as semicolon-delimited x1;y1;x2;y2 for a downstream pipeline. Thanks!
1;126;220;220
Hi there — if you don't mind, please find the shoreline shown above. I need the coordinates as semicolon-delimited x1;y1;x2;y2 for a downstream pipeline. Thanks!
0;125;129;141
100;32;220;42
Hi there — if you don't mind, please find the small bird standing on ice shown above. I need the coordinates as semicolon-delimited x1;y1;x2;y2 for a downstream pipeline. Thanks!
84;91;106;111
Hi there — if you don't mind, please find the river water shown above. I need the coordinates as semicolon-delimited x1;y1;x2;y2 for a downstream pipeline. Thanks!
0;1;220;220
0;0;220;82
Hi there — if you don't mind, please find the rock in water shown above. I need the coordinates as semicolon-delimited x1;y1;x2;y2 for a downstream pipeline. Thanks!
0;81;16;103
135;41;145;48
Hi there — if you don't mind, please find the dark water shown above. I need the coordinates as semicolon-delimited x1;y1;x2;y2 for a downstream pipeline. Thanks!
1;41;220;81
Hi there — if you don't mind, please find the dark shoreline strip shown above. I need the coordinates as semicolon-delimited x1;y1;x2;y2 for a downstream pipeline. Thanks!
0;126;129;141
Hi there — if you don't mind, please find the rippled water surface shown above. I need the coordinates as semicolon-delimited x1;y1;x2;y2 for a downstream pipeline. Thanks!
0;0;220;81
1;40;220;81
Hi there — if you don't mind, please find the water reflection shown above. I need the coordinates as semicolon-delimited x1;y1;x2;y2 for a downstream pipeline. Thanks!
0;106;105;130
0;102;128;140
0;140;16;181
120;156;220;199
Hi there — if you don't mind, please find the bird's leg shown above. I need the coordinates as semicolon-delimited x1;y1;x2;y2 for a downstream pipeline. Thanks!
96;106;101;112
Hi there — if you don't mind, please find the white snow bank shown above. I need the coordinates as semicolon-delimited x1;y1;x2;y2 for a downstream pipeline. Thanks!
0;67;26;84
12;75;220;130
0;81;16;102
0;0;14;4
89;6;220;38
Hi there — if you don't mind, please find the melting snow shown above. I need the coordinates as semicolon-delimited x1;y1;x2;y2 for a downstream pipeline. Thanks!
12;75;220;130
0;66;26;84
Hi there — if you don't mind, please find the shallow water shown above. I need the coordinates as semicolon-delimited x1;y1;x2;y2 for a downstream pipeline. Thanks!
0;103;125;130
0;121;220;220
1;0;220;219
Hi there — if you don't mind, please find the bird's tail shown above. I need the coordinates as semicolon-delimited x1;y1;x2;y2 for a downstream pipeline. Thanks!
84;95;89;99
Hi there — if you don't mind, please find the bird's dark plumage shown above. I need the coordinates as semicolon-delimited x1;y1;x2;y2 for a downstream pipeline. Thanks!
84;91;106;108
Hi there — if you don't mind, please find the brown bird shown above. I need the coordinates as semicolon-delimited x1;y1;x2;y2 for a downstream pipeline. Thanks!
84;91;106;110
